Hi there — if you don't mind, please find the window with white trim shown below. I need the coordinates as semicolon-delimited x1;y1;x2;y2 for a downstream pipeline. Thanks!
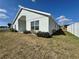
31;20;39;30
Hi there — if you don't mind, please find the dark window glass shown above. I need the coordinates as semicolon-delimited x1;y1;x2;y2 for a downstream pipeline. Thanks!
31;26;34;30
31;21;34;26
35;21;39;26
31;21;34;30
35;26;39;30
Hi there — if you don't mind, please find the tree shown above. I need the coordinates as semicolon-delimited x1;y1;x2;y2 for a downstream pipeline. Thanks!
7;23;11;28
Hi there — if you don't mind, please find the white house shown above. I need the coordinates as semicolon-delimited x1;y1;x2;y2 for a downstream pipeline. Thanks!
67;22;79;37
12;6;60;35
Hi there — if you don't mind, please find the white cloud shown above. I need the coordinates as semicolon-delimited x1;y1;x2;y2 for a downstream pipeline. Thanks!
0;8;9;19
56;16;65;20
18;5;23;8
56;16;70;22
56;16;72;25
0;13;9;19
31;0;36;2
18;5;25;9
0;9;7;13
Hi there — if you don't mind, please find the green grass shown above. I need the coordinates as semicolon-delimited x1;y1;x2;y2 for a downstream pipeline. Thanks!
0;31;79;59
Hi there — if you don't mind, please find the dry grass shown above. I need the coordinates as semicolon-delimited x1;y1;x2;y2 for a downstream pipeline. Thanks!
0;32;79;59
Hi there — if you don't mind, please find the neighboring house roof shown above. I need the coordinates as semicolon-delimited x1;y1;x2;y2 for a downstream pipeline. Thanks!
12;6;51;24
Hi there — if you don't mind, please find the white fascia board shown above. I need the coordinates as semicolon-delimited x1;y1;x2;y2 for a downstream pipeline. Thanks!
12;8;22;25
19;6;51;16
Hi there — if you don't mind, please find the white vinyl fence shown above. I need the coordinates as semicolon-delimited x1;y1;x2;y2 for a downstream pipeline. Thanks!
67;22;79;37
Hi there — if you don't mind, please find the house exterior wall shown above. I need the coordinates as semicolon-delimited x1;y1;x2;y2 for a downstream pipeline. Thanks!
13;9;49;33
12;9;60;35
13;19;18;31
26;17;49;32
49;17;60;35
67;22;79;37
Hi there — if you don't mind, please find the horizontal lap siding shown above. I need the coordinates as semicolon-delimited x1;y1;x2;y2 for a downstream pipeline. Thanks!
13;20;18;31
49;17;60;35
26;15;49;32
13;9;49;32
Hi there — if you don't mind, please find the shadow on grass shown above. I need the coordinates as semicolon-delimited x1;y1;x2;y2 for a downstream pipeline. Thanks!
53;29;66;36
0;30;7;32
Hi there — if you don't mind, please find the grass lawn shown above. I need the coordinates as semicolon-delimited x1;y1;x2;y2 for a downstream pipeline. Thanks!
0;31;79;59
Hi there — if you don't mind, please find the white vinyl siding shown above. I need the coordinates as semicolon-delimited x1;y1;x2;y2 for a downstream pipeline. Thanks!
12;8;59;35
67;22;79;37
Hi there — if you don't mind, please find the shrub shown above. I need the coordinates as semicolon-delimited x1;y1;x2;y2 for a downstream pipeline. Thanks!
23;31;31;34
10;28;18;32
52;29;56;33
36;31;51;38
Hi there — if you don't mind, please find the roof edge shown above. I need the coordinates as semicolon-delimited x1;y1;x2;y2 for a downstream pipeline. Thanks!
12;6;52;25
12;8;23;25
19;6;51;16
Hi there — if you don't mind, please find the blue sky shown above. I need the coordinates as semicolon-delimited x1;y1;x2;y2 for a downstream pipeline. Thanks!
0;0;79;26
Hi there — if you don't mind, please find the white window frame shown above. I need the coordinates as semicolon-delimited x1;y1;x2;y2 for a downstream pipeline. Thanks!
31;20;39;30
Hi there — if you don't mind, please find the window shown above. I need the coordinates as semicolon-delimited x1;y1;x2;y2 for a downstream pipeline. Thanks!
31;21;34;26
35;21;39;25
35;26;39;30
31;20;39;30
35;21;39;30
31;21;34;30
